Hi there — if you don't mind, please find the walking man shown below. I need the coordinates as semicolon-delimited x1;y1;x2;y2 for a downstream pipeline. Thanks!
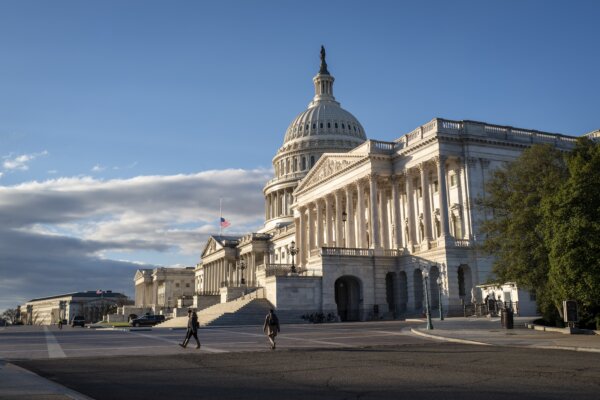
179;309;201;349
263;308;280;350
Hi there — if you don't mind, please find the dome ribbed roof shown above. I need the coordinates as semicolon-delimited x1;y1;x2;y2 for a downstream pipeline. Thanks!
283;102;366;144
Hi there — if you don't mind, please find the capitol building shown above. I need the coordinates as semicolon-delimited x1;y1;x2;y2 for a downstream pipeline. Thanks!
135;48;598;322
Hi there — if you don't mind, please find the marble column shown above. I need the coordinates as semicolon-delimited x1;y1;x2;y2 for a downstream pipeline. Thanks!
419;163;432;241
316;200;323;248
298;207;306;266
356;180;367;248
369;174;381;249
391;177;402;249
325;195;333;246
378;184;388;249
436;156;451;237
405;171;416;247
307;203;314;251
345;186;355;248
335;190;343;247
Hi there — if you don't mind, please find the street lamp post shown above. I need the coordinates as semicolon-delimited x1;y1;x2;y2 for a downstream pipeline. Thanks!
239;260;246;285
342;211;347;246
437;275;444;321
423;271;434;330
289;241;298;273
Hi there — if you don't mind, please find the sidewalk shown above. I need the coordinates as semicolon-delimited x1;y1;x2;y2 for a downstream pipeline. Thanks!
411;316;600;353
0;360;93;399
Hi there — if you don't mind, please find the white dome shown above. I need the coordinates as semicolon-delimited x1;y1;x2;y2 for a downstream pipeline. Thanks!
283;102;367;145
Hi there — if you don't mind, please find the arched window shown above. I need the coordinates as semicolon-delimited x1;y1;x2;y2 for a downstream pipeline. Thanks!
327;122;331;128
312;123;316;129
320;123;323;129
342;123;345;129
301;157;306;170
310;155;315;167
335;123;338;129
293;157;298;172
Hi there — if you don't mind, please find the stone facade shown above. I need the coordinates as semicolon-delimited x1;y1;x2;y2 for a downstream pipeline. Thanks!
22;291;129;325
195;48;597;321
133;267;195;314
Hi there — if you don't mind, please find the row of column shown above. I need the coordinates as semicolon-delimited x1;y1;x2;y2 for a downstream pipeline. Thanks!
295;156;458;266
202;259;231;293
265;188;293;220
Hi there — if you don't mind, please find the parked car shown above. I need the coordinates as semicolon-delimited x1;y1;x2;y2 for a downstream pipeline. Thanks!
129;314;165;327
71;316;85;327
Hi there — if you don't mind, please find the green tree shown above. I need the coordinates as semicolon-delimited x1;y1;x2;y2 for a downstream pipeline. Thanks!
1;308;19;324
543;138;600;325
478;144;568;318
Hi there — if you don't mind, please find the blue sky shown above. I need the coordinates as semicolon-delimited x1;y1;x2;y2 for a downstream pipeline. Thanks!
0;0;598;309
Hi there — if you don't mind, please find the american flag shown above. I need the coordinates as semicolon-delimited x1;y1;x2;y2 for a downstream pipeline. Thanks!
96;289;103;295
220;217;231;228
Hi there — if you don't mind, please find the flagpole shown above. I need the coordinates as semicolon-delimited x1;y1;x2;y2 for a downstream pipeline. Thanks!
219;198;222;236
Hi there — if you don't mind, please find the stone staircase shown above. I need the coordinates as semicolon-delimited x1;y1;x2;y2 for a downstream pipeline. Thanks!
156;291;305;328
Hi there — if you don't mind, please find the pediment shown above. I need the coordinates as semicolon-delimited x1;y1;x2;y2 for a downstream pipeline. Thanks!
134;269;153;281
296;154;367;192
200;236;223;259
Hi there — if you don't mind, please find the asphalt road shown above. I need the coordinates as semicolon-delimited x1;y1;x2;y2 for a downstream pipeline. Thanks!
15;343;600;400
3;322;600;400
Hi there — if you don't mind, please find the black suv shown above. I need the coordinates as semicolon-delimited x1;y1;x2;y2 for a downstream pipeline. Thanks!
71;316;85;327
129;314;165;327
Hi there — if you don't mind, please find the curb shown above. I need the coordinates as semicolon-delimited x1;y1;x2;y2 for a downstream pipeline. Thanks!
0;362;95;400
530;345;600;353
526;323;600;336
410;328;491;346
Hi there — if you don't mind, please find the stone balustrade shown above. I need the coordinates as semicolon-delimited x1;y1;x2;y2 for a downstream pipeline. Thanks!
394;118;578;150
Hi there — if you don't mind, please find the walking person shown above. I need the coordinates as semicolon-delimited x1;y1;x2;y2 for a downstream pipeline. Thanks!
179;309;201;349
263;309;280;350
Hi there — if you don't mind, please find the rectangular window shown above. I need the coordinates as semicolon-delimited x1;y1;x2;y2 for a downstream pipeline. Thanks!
450;174;458;187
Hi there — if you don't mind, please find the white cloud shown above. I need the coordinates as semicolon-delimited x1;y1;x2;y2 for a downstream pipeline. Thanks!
0;168;270;310
2;150;48;171
92;164;106;172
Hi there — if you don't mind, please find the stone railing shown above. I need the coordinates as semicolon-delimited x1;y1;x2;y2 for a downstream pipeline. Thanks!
395;118;578;150
321;247;372;256
265;264;308;277
452;239;472;248
320;247;406;257
265;172;307;187
367;140;395;154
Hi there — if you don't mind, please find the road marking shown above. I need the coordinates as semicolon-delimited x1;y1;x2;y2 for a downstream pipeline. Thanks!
43;326;66;358
210;328;352;347
127;331;228;353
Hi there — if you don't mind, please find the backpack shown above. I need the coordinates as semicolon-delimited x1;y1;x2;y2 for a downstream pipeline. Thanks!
269;314;278;326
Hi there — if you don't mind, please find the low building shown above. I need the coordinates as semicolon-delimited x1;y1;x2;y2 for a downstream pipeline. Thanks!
22;291;129;325
133;267;195;314
478;282;538;316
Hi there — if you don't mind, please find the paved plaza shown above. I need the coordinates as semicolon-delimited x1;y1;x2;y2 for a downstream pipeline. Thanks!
1;318;599;399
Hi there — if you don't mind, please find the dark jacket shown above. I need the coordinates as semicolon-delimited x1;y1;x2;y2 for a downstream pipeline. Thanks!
187;314;199;333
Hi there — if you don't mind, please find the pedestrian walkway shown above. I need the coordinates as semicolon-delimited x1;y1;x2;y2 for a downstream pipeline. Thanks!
411;316;600;353
0;359;93;399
